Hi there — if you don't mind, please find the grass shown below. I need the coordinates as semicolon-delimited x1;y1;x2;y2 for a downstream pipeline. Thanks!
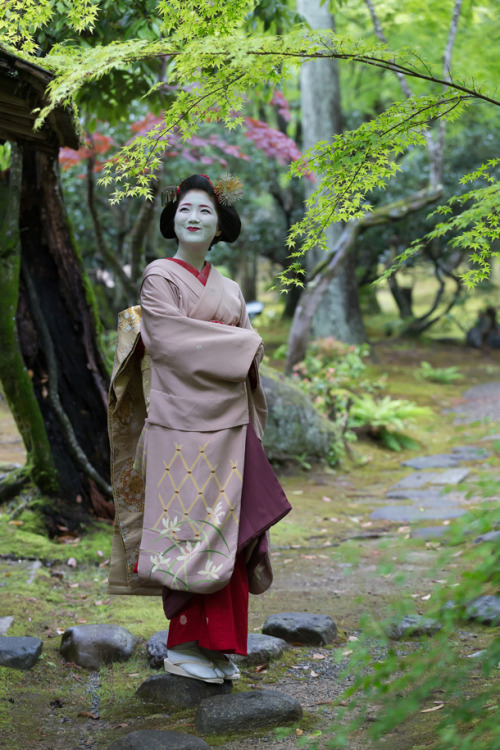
1;275;500;748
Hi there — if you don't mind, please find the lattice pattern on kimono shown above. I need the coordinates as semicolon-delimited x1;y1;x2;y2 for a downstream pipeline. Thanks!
137;424;247;594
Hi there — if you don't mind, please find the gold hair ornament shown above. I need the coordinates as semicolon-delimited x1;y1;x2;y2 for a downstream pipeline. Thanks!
213;173;244;206
160;173;244;207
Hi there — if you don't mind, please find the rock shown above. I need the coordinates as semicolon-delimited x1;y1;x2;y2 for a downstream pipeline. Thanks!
0;617;14;636
451;446;489;461
430;468;470;485
385;489;464;507
60;624;138;669
410;526;450;539
146;629;169;669
108;730;210;749
390;468;470;491
261;366;340;463
466;595;500;625
452;383;500;424
387;615;442;640
401;455;460;469
370;506;465;522
474;530;500;544
136;673;232;706
262;612;336;646
26;560;42;585
390;472;443;490
467;650;487;659
195;689;303;734
0;636;42;669
230;633;288;666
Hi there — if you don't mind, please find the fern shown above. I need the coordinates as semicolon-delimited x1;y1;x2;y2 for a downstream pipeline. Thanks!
416;361;464;384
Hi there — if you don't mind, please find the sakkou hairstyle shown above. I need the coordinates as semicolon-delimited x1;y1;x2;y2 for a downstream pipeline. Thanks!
159;174;241;247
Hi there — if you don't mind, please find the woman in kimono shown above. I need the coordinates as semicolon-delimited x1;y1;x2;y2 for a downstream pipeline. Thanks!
123;174;291;685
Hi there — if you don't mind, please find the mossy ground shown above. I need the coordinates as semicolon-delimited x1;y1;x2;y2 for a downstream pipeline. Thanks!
1;324;500;747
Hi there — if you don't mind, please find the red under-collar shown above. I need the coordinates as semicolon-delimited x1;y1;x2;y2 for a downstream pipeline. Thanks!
166;257;211;286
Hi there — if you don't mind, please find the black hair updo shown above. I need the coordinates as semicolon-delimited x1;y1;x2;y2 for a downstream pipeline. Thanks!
159;174;241;246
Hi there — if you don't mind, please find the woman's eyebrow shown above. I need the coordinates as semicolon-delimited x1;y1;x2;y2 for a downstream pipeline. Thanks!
179;201;214;209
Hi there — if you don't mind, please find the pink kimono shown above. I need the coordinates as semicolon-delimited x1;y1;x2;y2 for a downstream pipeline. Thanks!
132;259;290;649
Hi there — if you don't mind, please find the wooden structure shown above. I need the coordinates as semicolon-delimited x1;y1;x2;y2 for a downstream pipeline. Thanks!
0;48;79;151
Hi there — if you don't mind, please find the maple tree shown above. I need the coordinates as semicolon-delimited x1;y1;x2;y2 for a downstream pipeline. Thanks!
1;0;499;511
1;4;500;748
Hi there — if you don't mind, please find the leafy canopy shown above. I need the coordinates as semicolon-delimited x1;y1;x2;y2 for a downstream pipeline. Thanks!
1;0;499;284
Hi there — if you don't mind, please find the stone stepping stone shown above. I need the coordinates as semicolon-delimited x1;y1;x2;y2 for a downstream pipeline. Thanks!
431;468;471;485
146;631;287;670
231;633;288;666
390;468;470;491
371;506;465;522
60;624;138;669
410;526;450;539
450;446;489;461
0;617;14;636
136;673;232;707
474;530;500;544
147;629;169;669
386;490;464;509
466;595;500;625
262;612;336;646
386;489;466;505
108;730;210;749
0;636;42;669
401;454;460;469
195;689;302;734
390;472;441;490
387;615;442;640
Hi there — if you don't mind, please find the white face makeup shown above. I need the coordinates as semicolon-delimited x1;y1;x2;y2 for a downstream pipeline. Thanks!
174;190;219;253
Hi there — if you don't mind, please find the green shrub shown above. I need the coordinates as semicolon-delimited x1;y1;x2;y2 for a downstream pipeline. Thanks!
349;394;431;450
292;338;428;452
417;361;464;384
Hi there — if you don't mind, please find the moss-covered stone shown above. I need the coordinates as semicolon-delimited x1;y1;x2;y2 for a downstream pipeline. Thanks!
261;364;339;463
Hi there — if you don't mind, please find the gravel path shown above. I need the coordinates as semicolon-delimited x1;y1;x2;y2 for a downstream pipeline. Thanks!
222;381;500;749
451;381;500;424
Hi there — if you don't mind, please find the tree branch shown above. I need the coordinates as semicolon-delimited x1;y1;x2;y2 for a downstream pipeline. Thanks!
86;154;137;301
402;263;462;335
128;171;160;282
363;0;413;99
431;0;464;185
285;185;442;372
363;0;463;189
307;186;442;282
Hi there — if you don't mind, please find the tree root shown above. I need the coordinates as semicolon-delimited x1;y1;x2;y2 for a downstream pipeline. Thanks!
0;466;30;503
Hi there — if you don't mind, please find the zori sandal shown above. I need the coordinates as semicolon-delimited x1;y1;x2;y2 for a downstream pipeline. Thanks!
164;645;224;684
212;657;240;681
200;649;241;681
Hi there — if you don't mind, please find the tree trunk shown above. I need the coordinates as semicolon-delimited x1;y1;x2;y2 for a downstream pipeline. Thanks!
388;278;414;320
13;145;113;528
0;144;58;496
238;250;258;301
297;0;366;345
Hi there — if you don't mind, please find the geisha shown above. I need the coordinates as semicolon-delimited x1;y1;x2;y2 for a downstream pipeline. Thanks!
108;174;290;684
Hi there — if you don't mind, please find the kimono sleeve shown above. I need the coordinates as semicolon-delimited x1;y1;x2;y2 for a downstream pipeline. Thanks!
237;287;264;366
141;274;262;385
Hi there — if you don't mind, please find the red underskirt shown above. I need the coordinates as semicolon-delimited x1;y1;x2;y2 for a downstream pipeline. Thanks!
166;552;249;654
